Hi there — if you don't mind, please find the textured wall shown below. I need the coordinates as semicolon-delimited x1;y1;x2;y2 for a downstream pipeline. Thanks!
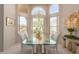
4;4;16;50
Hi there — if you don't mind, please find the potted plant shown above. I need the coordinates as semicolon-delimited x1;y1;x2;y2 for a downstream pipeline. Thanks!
64;11;79;53
65;11;79;35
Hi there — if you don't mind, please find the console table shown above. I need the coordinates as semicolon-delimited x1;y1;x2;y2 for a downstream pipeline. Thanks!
63;37;79;53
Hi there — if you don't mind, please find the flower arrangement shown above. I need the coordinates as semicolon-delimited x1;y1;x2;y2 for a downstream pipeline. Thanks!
64;12;79;53
34;27;42;41
65;11;79;35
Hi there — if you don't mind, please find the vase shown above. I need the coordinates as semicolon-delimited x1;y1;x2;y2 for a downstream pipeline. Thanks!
66;39;72;51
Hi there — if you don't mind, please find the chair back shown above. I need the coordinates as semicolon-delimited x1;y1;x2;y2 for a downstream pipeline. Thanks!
18;32;28;41
55;32;61;47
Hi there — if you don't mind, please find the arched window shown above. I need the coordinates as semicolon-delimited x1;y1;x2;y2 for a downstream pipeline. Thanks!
31;6;46;43
31;7;46;15
50;4;59;37
49;4;59;14
18;16;27;32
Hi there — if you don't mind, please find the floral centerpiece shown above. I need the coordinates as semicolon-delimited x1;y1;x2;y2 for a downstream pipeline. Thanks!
34;28;42;41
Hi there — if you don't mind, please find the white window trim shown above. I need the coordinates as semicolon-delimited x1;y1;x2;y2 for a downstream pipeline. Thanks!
50;13;59;34
18;16;27;32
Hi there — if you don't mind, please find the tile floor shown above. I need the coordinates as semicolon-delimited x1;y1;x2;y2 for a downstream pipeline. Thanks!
0;43;71;54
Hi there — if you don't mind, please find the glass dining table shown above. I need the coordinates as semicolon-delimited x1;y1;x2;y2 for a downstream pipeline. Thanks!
22;36;56;54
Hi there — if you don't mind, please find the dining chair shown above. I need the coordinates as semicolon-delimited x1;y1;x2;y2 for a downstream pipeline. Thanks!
18;32;33;54
45;32;61;54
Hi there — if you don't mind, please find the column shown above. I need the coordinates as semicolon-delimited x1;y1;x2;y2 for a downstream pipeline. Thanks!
44;5;50;43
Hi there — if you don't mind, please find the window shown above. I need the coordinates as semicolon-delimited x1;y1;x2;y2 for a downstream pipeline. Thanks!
18;16;27;32
50;4;59;37
33;17;44;37
32;7;46;15
31;7;45;40
50;17;57;35
49;4;59;14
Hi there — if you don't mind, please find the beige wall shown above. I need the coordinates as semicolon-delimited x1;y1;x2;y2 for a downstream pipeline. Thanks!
59;4;79;36
4;4;16;50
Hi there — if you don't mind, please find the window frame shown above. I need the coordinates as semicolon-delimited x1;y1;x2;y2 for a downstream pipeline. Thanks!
18;16;27;32
50;4;59;36
32;16;45;36
31;6;46;16
31;6;46;37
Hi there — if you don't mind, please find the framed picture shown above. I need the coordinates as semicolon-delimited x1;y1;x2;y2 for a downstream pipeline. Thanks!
6;17;14;26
